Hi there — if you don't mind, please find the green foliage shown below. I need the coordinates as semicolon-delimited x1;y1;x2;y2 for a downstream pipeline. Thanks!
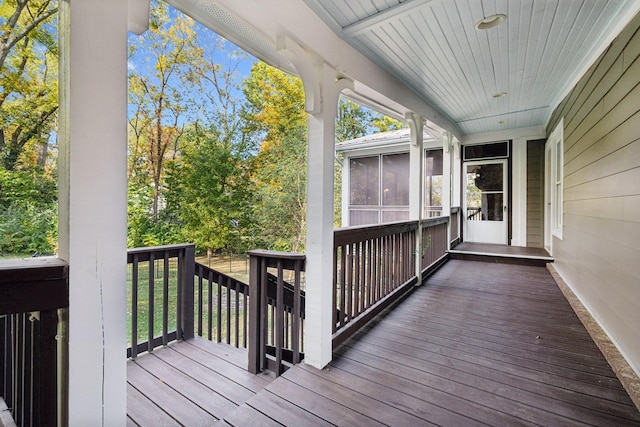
0;200;57;255
0;0;58;171
0;166;57;255
243;62;308;252
250;124;307;252
164;124;253;254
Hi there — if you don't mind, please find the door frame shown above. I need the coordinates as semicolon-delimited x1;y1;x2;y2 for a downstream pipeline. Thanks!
463;159;509;245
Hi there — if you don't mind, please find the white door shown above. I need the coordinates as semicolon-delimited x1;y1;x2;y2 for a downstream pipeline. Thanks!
464;160;508;244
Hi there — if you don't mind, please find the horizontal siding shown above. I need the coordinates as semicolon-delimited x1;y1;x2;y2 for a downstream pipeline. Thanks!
527;140;545;248
546;10;640;379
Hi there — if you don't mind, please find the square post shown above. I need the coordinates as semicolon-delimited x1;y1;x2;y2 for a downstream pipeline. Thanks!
58;0;129;424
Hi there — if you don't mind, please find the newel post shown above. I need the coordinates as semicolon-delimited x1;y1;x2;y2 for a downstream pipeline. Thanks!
247;252;264;374
406;113;424;282
180;245;196;340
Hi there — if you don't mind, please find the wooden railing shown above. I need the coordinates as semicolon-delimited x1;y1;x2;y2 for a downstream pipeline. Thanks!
420;217;450;275
248;250;305;377
194;263;249;348
127;244;195;358
0;257;68;427
467;207;482;220
450;206;461;247
332;221;419;349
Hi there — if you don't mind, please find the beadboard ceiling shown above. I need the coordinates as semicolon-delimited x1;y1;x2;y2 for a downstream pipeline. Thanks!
302;0;638;135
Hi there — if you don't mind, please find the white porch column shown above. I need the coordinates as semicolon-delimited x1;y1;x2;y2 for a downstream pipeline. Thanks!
511;137;528;247
406;113;423;281
304;64;349;368
59;1;128;425
442;132;453;219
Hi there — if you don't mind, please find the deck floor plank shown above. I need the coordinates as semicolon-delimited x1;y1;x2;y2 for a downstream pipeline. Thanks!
170;338;272;392
126;383;181;427
244;391;335;427
127;361;217;426
262;376;388;427
128;259;640;426
134;352;237;420
153;345;256;405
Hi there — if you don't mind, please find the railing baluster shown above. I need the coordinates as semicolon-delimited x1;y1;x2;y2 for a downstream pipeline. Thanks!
162;252;169;346
148;252;155;353
208;270;213;341
247;250;305;376
197;264;203;337
226;276;231;345
234;281;240;348
131;254;139;359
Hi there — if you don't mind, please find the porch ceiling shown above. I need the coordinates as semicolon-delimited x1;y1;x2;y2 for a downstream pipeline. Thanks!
303;0;639;135
169;0;640;138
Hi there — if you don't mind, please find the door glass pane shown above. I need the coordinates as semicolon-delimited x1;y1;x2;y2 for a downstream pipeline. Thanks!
350;157;379;205
466;163;504;222
382;153;409;206
474;163;503;191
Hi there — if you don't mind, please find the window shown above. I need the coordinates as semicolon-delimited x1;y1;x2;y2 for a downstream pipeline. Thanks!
347;149;443;226
424;149;443;218
463;141;508;161
348;153;409;226
549;119;563;239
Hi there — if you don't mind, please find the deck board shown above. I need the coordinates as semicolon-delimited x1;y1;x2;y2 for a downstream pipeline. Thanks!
128;260;640;426
127;339;274;426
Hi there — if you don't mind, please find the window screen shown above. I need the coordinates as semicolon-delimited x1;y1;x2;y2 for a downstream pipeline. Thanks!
349;156;379;205
463;142;508;160
382;153;409;206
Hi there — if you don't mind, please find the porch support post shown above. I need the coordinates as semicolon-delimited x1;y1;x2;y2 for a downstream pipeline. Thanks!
58;0;128;425
406;113;423;282
304;62;351;368
442;132;452;249
511;137;528;247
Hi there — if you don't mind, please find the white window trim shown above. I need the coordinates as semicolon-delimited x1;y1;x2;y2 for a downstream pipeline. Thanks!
548;119;564;240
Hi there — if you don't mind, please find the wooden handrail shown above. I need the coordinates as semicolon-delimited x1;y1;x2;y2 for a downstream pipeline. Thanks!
0;257;68;427
0;257;68;315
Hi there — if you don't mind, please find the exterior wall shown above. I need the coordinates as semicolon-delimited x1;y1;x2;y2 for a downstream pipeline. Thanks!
526;140;545;248
546;12;640;375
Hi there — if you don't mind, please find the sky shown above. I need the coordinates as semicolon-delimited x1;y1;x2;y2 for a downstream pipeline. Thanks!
126;2;258;125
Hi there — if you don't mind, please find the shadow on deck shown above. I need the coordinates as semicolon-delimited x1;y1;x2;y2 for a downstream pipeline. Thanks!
127;259;640;426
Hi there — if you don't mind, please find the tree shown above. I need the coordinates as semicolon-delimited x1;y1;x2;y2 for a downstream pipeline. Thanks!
128;1;201;220
165;124;252;255
243;62;308;251
0;0;58;171
0;0;58;256
336;98;372;142
163;36;254;255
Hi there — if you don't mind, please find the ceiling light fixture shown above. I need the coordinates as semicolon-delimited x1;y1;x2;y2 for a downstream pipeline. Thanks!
475;14;506;30
492;92;507;98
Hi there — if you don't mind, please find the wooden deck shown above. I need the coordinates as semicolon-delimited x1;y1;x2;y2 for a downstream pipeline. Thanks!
449;242;553;266
128;259;640;426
